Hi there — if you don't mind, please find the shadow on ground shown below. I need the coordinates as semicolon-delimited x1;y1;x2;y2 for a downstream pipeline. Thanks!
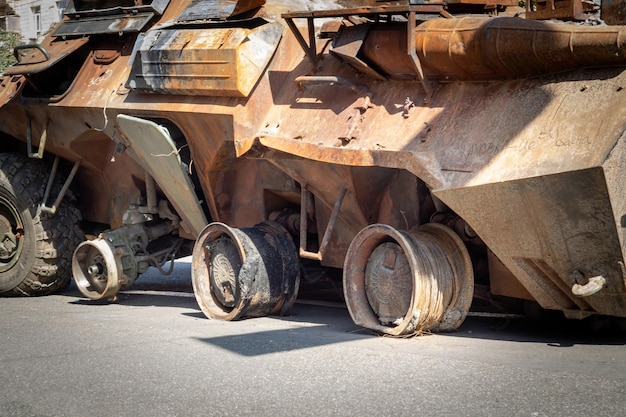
452;313;626;347
62;259;626;352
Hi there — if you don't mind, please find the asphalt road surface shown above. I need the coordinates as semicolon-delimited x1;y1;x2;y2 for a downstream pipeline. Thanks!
1;258;626;417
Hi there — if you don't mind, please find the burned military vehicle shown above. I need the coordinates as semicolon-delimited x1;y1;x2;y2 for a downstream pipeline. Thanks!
1;0;626;335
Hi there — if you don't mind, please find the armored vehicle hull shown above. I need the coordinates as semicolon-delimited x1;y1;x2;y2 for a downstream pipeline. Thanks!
2;0;626;335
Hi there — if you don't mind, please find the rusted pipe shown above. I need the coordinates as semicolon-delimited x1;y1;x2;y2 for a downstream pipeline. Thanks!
39;157;81;216
27;118;48;159
362;17;626;81
418;17;626;80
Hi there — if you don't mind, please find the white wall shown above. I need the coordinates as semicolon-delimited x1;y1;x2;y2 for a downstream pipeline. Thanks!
6;0;66;42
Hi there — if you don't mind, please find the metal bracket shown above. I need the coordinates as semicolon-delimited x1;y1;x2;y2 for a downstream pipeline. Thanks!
284;16;319;67
27;118;48;159
408;11;432;104
282;4;445;70
38;156;81;216
299;185;346;261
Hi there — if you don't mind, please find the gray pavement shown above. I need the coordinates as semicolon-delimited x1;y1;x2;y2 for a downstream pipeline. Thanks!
1;258;626;417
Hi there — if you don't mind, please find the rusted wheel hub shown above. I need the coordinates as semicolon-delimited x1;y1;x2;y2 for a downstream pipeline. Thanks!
365;242;412;326
343;223;473;335
206;236;241;308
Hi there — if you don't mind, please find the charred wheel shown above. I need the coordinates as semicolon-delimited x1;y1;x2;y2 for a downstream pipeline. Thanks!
343;223;473;335
0;153;83;296
192;221;300;320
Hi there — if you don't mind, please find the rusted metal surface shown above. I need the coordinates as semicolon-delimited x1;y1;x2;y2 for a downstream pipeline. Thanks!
127;20;283;97
488;251;534;301
364;242;413;325
65;0;171;15
52;13;156;37
282;3;445;66
330;24;385;80
232;12;626;324
526;0;587;20
176;0;266;21
435;168;622;317
53;0;170;36
602;0;626;24
282;4;448;19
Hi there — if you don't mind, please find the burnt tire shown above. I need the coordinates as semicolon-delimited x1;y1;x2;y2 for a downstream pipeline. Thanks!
0;153;84;296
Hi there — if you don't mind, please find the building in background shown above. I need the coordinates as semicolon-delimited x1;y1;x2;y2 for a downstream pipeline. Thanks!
0;0;66;42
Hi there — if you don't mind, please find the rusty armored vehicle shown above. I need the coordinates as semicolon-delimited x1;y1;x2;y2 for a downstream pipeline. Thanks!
2;0;626;335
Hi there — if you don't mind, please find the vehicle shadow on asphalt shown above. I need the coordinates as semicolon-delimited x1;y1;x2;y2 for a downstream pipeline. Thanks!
63;271;626;351
451;314;626;347
189;302;376;356
63;278;201;311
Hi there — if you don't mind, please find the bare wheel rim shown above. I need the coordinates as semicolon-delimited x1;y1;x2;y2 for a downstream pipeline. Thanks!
344;223;473;335
0;195;23;274
192;222;250;321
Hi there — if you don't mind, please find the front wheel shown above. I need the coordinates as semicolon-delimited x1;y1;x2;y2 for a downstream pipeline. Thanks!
0;153;83;296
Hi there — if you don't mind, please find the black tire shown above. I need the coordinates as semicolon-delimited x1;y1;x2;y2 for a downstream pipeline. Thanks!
0;153;84;296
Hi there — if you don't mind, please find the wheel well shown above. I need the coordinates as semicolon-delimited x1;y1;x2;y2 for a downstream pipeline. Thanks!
0;132;27;154
141;117;212;222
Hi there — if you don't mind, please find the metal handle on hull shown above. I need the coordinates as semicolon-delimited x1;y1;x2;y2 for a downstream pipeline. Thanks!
13;43;50;63
572;275;606;297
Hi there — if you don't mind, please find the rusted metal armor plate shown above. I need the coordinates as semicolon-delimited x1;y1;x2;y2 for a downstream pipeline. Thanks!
126;20;282;96
52;13;155;37
176;0;266;21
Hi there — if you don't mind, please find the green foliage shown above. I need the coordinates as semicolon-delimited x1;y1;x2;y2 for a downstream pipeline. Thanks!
0;30;22;73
